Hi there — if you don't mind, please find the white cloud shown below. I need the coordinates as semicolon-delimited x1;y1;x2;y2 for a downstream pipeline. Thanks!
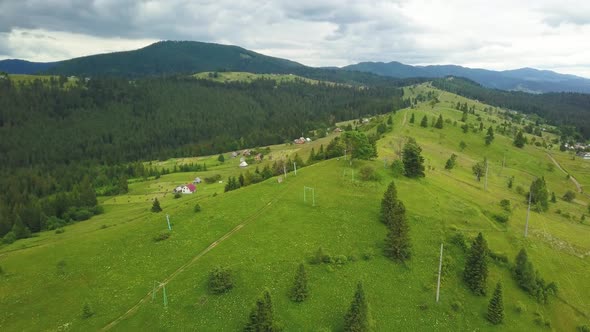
0;0;589;78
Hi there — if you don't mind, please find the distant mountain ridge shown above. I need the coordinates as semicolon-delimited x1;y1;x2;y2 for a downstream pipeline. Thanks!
1;40;590;93
342;61;590;93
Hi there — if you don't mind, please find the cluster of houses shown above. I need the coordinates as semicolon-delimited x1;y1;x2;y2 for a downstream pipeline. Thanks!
172;177;201;194
230;149;265;167
293;137;312;144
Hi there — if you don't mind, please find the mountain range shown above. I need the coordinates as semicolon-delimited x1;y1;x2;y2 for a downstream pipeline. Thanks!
1;40;590;93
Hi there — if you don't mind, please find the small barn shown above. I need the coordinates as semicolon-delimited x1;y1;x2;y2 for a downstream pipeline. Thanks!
193;177;202;184
239;161;248;168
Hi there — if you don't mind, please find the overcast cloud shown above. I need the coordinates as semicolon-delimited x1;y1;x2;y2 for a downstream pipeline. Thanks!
1;0;590;77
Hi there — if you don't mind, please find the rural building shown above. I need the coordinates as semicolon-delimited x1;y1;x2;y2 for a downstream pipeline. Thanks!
242;149;251;156
577;152;590;160
173;184;196;194
255;153;263;161
294;136;306;144
239;161;249;168
193;177;202;184
231;151;238;158
333;127;343;133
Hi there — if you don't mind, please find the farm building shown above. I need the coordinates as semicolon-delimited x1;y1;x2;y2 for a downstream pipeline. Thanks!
577;152;590;160
239;161;248;168
173;184;196;194
193;177;202;184
333;127;343;133
231;151;238;158
294;137;306;144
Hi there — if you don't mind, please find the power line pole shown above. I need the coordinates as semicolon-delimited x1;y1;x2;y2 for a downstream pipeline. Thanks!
166;214;172;231
293;162;297;175
436;243;444;303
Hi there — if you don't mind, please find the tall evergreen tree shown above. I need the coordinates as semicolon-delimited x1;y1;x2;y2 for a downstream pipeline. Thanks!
514;130;526;148
461;110;468;122
380;181;398;226
244;289;279;332
290;263;309;302
420;115;428;127
485;127;495;145
529;177;549;212
307;148;316;164
11;215;31;239
402;138;425;178
487;282;504;324
434;114;444;129
513;249;537;293
383;200;411;262
79;176;97;207
409;113;415;124
344;282;371;332
463;232;489;295
151;198;162;212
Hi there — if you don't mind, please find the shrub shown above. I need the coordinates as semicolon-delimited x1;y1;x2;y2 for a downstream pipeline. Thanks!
391;160;404;178
46;216;67;230
515;301;526;314
334;255;348;266
515;185;525;195
208;266;233;294
499;199;511;212
82;303;94;319
563;190;576;202
449;233;468;251
418;303;429;311
451;301;463;312
91;205;105;215
578;325;590;332
55;228;65;234
194;203;202;212
492;213;509;223
311;247;330;264
489;251;509;264
2;231;16;244
362;249;375;260
204;174;222;184
174;192;182;199
73;209;93;221
153;232;171;242
359;165;380;181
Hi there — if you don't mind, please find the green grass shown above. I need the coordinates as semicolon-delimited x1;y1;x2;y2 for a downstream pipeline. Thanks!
6;74;79;88
0;84;589;331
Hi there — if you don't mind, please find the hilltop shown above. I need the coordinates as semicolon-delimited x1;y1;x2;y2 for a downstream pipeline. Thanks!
0;83;588;331
343;61;590;94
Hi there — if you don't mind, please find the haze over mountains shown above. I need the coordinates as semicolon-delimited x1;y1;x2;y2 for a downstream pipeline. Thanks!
1;40;590;94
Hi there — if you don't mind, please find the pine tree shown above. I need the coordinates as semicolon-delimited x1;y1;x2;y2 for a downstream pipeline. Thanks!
461;110;468;122
218;154;225;163
463;232;489;295
479;122;484;131
290;263;308;302
420;115;428;127
151;198;162;212
383;200;411;262
209;266;233;294
239;173;245;187
434;114;444;129
307;148;316;164
485;127;494;145
380;181;398;226
402;138;425;178
409;113;415;124
79;176;97;207
445;153;457;170
550;192;556;203
11;215;31;239
513;249;536;292
529;177;549;211
487;282;504;324
344;282;371;332
514;130;526;148
244;289;279;332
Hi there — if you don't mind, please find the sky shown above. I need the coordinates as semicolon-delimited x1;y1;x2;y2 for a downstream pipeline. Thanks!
1;0;590;78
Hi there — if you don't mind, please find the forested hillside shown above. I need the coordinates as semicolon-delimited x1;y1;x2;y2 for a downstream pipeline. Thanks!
432;77;590;139
0;75;407;238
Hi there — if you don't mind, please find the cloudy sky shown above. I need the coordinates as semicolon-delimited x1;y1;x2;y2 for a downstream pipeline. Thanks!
1;0;590;77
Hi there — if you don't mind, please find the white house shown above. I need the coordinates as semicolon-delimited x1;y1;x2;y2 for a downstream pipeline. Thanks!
239;161;248;168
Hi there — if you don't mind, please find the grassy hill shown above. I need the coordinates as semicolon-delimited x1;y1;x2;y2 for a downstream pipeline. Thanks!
0;85;589;331
193;71;338;86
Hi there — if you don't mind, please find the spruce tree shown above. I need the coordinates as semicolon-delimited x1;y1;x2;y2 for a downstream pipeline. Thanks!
487;282;504;324
218;154;225;163
420;115;428;127
307;148;316;164
383;201;411;262
402;138;425;178
380;181;398;226
11;215;31;239
79;176;97;207
513;249;536;292
151;198;162;212
344;282;371;332
434;114;444;129
209;266;233;294
409;113;415;124
463;232;489;295
290;263;308;302
514;130;526;148
244;289;279;332
529;177;548;212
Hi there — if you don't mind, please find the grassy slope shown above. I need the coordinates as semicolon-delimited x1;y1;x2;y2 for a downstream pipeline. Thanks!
192;71;337;86
0;84;589;331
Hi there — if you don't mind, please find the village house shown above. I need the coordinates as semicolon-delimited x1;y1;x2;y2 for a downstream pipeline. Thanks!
333;127;343;133
294;136;306;144
577;152;590;160
173;183;196;194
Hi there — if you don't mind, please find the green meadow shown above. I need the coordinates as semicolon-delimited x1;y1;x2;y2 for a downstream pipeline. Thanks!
0;84;589;331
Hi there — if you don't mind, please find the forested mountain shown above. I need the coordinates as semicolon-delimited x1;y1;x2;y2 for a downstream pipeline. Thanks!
343;61;590;93
0;75;407;237
0;41;407;85
0;59;57;74
432;77;590;139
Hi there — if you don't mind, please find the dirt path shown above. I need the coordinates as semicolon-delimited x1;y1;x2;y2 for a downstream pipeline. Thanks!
401;110;408;127
101;184;292;331
546;153;584;193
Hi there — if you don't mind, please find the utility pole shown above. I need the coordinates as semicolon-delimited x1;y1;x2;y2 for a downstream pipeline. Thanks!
283;164;287;178
166;214;172;231
436;243;444;302
524;190;532;237
293;162;297;175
